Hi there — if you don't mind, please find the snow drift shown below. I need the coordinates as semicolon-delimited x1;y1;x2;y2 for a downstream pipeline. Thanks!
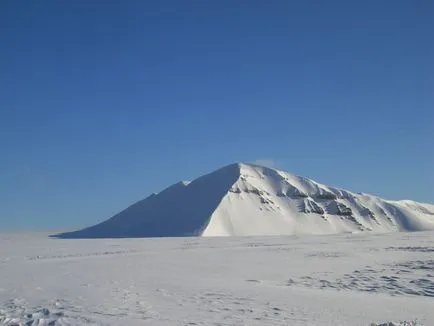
54;163;434;238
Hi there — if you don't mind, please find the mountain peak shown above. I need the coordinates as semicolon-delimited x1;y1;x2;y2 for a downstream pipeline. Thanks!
53;164;434;238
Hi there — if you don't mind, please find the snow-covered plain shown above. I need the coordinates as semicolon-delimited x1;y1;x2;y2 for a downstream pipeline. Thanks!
1;231;433;325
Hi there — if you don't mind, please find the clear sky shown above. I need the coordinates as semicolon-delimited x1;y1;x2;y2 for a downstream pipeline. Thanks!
1;0;433;230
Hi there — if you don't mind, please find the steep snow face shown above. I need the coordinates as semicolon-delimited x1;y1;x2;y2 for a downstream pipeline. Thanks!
202;164;434;236
55;164;241;238
55;163;434;238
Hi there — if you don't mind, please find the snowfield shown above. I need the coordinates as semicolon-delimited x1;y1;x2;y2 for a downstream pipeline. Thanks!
1;231;433;325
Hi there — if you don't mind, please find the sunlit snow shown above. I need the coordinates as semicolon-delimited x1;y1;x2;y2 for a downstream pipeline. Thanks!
1;231;433;325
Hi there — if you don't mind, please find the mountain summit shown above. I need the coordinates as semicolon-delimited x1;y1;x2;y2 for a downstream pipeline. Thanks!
54;163;434;238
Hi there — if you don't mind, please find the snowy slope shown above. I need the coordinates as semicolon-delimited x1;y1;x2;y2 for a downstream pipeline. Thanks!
55;163;434;238
203;163;434;236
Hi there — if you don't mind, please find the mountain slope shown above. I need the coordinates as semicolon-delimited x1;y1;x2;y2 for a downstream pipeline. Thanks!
54;163;434;238
202;164;434;236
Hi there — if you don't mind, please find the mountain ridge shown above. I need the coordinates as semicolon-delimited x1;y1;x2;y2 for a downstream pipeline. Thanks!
54;163;434;238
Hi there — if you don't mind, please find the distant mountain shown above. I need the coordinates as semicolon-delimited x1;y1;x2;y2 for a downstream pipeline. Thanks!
54;163;434;238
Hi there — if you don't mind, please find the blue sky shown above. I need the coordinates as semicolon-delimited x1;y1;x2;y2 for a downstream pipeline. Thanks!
1;0;433;229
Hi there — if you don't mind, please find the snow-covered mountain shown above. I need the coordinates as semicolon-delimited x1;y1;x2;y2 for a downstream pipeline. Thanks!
55;163;434;238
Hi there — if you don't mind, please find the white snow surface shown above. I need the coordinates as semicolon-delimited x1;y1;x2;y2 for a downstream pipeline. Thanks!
56;163;434;238
1;231;433;325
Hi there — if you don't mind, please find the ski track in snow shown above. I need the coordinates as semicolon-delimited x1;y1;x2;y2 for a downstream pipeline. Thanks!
0;231;433;325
